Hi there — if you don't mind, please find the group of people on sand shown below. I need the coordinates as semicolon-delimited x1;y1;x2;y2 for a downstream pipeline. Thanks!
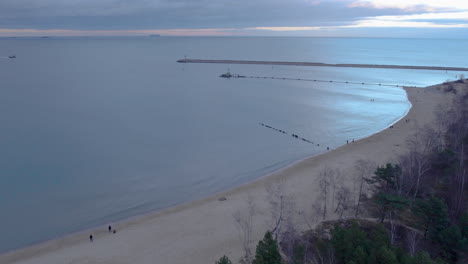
89;225;116;242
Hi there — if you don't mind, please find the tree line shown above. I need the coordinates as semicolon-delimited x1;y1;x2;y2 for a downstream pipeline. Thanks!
216;83;467;264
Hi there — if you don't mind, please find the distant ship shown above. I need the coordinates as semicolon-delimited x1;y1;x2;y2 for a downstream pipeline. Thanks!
149;34;161;37
8;55;16;59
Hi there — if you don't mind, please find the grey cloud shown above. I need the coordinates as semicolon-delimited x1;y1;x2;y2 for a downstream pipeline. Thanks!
0;0;410;30
0;0;166;17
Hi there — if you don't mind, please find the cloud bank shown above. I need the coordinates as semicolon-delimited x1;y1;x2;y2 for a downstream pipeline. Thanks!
0;0;467;37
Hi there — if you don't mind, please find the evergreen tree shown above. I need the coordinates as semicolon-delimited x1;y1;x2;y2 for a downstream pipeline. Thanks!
368;223;392;249
411;251;447;264
458;212;468;241
291;242;305;264
375;246;399;264
215;255;232;264
253;231;282;264
413;197;449;238
375;193;409;223
366;164;408;222
366;163;401;194
438;225;463;262
331;222;369;264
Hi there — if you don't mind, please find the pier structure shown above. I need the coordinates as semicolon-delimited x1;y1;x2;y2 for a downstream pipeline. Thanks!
224;75;406;88
178;59;468;72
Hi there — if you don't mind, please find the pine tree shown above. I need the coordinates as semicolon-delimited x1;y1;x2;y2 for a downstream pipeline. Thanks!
411;251;446;264
438;225;463;262
366;164;408;222
252;231;282;264
374;246;398;264
413;197;449;238
215;255;232;264
331;222;369;264
366;163;401;194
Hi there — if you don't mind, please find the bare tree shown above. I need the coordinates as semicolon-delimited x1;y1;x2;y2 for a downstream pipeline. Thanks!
334;186;352;218
354;160;375;218
405;229;421;256
309;240;336;264
445;95;468;218
330;169;343;213
318;167;333;220
404;125;438;201
388;209;400;245
280;216;304;264
301;201;323;231
452;144;467;218
266;182;285;240
233;195;256;263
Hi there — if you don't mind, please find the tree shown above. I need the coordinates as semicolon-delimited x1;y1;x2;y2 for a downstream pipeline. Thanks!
366;163;401;194
438;225;463;262
280;216;304;264
404;126;439;201
367;164;409;223
405;229;421;256
411;251;445;264
373;193;409;223
373;246;399;264
215;255;232;264
253;231;282;264
266;182;295;241
354;160;375;217
412;197;449;238
331;222;369;264
233;195;257;263
318;167;333;220
267;183;285;240
459;212;468;240
443;95;468;219
335;186;353;218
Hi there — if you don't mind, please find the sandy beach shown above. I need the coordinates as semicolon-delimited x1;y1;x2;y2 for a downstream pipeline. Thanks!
0;82;461;264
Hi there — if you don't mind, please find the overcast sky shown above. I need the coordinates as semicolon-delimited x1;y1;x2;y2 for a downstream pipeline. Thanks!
1;0;467;37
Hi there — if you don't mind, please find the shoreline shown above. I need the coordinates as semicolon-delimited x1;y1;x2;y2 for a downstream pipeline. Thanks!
0;83;456;264
177;59;468;72
0;92;412;257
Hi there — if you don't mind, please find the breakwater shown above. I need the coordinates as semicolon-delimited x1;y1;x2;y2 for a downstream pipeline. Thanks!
177;59;468;72
224;74;405;87
259;123;331;149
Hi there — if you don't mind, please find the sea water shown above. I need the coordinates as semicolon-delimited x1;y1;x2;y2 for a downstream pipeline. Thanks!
0;37;466;252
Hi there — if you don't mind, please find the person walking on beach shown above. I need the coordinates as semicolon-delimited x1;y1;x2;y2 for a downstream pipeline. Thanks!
108;225;112;232
89;235;93;242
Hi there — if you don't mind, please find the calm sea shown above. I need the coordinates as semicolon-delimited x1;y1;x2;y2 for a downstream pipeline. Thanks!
0;37;466;252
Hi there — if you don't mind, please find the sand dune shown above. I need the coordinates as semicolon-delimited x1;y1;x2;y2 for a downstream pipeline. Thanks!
0;81;462;264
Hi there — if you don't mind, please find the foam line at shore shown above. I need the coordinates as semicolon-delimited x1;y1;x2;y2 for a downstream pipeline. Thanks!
177;59;468;72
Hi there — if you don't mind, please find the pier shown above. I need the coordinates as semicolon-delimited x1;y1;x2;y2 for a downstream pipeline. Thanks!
178;59;468;72
223;74;405;87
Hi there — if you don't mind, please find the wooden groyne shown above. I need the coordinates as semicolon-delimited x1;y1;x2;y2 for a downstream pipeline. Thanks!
259;123;315;145
177;59;468;72
260;122;356;151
